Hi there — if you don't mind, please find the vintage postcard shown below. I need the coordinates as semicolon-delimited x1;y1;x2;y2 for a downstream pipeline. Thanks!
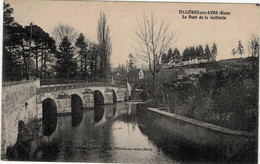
1;0;259;163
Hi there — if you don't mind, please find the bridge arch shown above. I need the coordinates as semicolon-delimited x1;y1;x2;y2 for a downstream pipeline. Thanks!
111;89;117;103
42;98;57;136
71;94;83;127
94;90;104;105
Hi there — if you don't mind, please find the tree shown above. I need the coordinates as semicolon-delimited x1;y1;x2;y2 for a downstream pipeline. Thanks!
161;53;168;64
55;37;77;78
190;46;196;64
173;48;181;63
52;24;78;46
75;33;88;77
3;3;18;80
97;11;112;78
41;34;56;79
205;44;211;62
198;45;205;61
195;46;200;62
237;40;244;57
167;48;174;63
3;3;56;80
128;53;135;70
3;3;14;40
231;48;237;56
88;42;100;78
134;12;178;85
248;35;259;58
182;47;189;64
211;43;217;61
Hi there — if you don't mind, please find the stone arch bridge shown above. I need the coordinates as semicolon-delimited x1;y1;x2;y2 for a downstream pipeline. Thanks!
1;79;127;154
37;82;127;119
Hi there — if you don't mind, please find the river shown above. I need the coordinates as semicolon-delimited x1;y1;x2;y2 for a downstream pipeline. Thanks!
35;102;180;163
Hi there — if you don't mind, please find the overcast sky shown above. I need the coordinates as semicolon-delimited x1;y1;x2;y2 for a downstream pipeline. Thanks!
5;0;260;67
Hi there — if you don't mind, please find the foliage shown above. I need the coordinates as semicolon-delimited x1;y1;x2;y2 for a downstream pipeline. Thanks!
142;58;258;131
162;67;258;131
55;37;77;78
211;43;217;60
128;54;135;70
237;40;244;56
173;48;181;63
75;33;88;77
180;44;217;65
161;53;168;64
248;35;259;57
97;11;112;78
3;3;113;81
3;3;57;80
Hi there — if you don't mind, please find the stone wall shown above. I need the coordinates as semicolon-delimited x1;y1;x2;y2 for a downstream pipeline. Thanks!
1;82;126;156
137;105;255;158
1;80;40;155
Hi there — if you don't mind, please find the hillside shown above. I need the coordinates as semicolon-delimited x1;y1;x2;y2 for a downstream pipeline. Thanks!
177;57;258;72
143;56;259;131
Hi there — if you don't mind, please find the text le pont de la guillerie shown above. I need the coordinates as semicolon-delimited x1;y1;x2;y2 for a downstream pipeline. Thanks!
179;10;231;20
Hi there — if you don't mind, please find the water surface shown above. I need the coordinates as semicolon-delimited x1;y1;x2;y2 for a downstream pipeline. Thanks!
38;102;179;163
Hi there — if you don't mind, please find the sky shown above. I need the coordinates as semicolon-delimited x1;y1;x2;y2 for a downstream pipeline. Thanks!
4;0;260;67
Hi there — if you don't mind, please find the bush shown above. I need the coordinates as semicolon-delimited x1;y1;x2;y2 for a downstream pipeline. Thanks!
151;66;258;131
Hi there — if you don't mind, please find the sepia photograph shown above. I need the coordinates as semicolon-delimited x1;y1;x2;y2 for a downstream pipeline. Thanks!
1;0;259;163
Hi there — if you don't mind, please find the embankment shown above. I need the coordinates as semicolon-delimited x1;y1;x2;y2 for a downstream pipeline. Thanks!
156;58;258;131
136;104;257;162
1;80;40;156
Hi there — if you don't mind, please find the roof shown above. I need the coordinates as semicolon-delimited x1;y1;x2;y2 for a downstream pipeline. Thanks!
127;69;141;76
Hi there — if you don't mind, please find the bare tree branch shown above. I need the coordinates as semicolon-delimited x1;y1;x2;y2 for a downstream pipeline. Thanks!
133;12;178;84
52;23;78;46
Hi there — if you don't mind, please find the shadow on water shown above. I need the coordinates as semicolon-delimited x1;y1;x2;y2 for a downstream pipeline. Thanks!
71;94;83;127
94;105;105;124
136;115;222;163
136;110;257;163
36;142;61;161
112;89;117;103
113;106;116;117
42;98;57;136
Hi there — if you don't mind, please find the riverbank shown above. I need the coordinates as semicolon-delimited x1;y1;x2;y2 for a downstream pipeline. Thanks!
136;104;257;162
4;102;183;163
141;57;258;132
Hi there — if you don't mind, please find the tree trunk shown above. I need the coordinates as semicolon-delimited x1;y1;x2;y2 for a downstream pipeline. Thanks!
84;55;87;77
43;46;47;79
40;50;43;79
35;47;38;78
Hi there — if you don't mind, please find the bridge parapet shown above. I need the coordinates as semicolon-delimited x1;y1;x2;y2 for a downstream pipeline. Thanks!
40;78;121;86
38;82;125;94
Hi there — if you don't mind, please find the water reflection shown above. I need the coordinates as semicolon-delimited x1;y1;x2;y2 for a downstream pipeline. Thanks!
42;98;57;136
136;110;224;163
35;102;178;163
94;105;105;124
71;94;83;127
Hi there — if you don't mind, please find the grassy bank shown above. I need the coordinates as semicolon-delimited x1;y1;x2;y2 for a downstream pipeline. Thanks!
142;57;258;132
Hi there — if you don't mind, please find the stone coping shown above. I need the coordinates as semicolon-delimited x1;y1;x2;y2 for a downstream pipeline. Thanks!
2;79;37;87
38;83;126;93
147;107;255;137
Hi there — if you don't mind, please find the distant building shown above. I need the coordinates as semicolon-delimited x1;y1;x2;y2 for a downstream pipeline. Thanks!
143;68;206;83
127;69;144;88
126;69;144;99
